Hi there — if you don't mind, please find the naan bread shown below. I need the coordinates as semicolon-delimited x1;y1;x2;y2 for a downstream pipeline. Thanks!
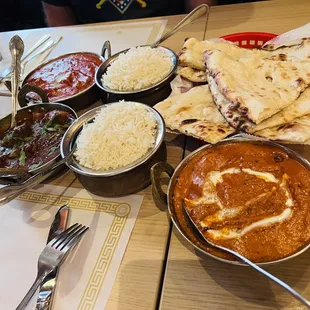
205;49;310;126
252;87;310;132
207;74;255;131
177;66;208;83
154;85;235;144
178;37;260;71
263;23;310;50
254;114;310;144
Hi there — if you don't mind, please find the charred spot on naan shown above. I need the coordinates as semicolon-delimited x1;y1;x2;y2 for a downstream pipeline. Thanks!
180;119;198;125
269;54;288;61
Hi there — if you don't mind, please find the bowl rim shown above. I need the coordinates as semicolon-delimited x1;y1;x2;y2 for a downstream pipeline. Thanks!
95;45;179;95
60;101;165;177
22;51;105;102
167;135;310;266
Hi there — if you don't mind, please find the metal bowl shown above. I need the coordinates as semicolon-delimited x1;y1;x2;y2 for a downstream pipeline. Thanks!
95;46;178;106
0;102;77;178
151;136;310;266
60;101;167;196
19;51;105;111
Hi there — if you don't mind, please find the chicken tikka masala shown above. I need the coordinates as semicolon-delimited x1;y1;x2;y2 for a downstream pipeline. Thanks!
174;142;310;263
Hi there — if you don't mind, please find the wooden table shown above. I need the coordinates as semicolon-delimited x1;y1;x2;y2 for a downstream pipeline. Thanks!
160;1;310;310
1;0;310;309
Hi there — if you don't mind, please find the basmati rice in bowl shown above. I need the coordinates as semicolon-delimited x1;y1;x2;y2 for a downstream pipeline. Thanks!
74;101;158;171
101;46;174;92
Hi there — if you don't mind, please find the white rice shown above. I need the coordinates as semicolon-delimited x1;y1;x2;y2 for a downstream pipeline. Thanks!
101;46;172;91
74;101;157;171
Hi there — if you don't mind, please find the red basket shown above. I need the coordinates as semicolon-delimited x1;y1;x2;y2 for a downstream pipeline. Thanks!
220;32;277;48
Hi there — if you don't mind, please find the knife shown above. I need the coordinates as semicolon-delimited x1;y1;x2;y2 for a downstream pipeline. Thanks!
35;204;70;310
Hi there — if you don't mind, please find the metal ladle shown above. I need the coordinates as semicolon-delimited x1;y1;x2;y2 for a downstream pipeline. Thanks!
182;201;310;308
9;35;24;128
151;4;210;48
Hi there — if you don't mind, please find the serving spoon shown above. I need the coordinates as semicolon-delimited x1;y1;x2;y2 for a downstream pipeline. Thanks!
182;201;310;308
9;35;24;128
151;4;209;48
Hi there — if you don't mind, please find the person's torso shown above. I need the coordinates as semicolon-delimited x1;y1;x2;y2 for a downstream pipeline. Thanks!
69;0;185;23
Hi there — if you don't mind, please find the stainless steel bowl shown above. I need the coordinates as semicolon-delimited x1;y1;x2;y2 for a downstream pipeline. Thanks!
20;51;105;111
61;101;167;196
95;46;178;106
151;136;310;266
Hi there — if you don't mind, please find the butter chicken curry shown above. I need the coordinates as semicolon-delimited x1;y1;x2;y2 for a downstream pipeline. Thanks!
174;143;310;263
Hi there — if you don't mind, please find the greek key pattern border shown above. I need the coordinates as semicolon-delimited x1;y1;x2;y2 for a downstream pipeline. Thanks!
78;215;127;309
17;191;122;214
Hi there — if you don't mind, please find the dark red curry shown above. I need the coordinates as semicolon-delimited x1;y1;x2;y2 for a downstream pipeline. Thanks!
0;108;75;171
25;53;102;102
174;143;310;263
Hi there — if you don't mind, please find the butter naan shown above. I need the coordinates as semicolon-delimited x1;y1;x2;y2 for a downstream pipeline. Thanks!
179;37;256;70
263;23;310;50
205;48;310;128
154;85;235;144
254;114;310;144
177;66;208;83
252;87;310;132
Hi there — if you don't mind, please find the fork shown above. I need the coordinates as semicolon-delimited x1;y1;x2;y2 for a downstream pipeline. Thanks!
16;223;89;310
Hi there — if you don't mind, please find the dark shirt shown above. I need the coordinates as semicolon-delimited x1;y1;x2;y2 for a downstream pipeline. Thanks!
0;0;46;32
42;0;185;24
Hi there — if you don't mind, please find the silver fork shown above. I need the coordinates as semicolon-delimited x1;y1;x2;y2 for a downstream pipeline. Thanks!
16;223;89;310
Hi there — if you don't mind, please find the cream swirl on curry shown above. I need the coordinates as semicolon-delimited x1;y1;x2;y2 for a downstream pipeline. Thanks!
185;168;293;240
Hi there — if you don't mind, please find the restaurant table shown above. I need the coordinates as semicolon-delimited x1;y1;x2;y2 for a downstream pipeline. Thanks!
0;10;205;310
159;1;310;310
1;0;310;309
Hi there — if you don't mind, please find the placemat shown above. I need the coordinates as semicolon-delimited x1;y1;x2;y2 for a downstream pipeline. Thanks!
0;184;143;310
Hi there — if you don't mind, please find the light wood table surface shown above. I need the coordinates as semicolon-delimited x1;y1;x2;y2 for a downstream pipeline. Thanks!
160;1;310;310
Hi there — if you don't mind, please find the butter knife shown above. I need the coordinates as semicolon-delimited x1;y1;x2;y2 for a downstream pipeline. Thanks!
35;205;70;310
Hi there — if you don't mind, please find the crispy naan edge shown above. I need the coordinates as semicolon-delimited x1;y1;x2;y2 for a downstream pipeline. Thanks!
177;66;208;83
154;85;235;144
254;114;310;144
262;23;310;50
207;74;254;131
252;87;310;133
205;49;310;125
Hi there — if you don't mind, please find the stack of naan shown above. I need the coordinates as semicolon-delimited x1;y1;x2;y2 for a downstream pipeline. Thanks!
155;23;310;145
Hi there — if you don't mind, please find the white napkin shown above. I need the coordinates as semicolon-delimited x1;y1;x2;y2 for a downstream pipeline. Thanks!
0;184;143;310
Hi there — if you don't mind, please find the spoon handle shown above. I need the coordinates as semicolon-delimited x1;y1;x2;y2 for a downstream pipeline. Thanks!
218;244;310;308
11;56;20;127
9;35;24;127
151;4;210;48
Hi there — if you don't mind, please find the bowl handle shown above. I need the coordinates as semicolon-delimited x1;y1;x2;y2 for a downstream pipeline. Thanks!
101;40;111;60
18;83;49;107
151;161;174;205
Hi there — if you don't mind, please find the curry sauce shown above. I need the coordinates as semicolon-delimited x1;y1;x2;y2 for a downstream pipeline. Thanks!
174;143;310;263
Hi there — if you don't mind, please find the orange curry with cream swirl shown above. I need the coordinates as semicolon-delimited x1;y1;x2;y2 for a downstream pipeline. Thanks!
174;143;310;263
